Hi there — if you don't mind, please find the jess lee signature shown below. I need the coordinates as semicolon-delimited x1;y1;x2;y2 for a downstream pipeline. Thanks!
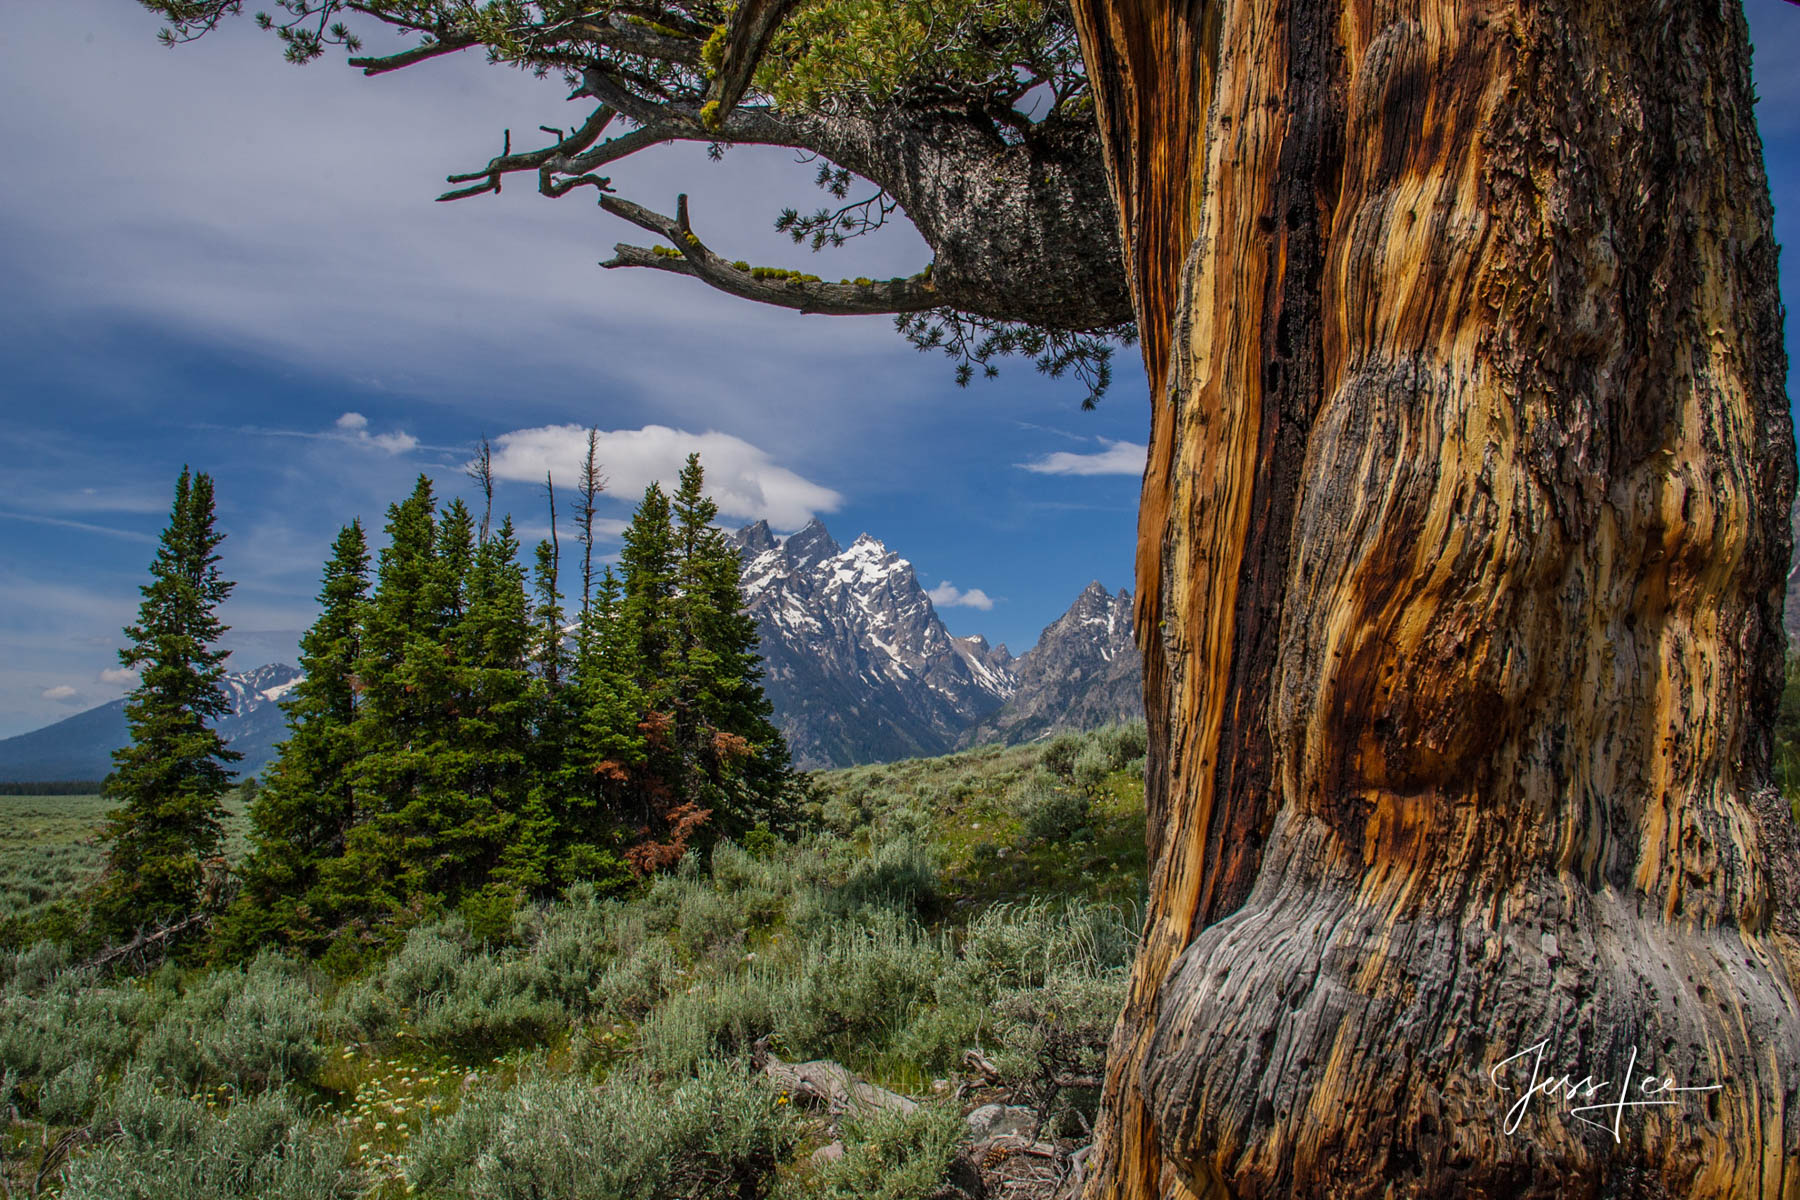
1489;1041;1721;1140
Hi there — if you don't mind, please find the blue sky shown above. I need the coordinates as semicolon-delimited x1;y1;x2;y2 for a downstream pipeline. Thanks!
0;1;1797;739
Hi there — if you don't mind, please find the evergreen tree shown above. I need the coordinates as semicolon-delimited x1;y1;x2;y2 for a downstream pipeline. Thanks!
223;520;369;955
562;563;640;887
456;516;541;893
389;498;513;901
320;476;441;927
668;455;792;839
94;468;240;936
618;481;677;696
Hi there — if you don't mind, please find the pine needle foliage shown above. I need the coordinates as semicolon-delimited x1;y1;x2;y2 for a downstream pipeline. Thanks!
94;467;240;938
226;453;794;963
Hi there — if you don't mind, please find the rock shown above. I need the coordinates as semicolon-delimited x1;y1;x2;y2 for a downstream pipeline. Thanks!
811;1141;846;1166
965;1103;1038;1141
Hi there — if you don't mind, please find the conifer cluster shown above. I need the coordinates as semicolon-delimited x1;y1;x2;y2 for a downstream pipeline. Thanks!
224;452;793;961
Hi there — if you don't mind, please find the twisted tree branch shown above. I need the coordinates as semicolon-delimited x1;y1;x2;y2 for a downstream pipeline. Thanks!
437;103;626;201
599;193;940;317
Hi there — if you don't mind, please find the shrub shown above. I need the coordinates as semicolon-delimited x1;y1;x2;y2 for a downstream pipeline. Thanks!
59;1073;360;1200
589;937;683;1020
638;969;781;1076
816;835;938;922
1017;782;1091;844
409;957;566;1052
673;883;746;960
38;1055;103;1125
784;1102;967;1200
943;900;1135;999
406;1060;798;1200
0;966;163;1114
0;938;72;990
1092;722;1148;770
329;918;566;1053
1039;731;1087;779
781;913;945;1056
135;951;325;1093
889;999;988;1073
1071;743;1111;793
988;968;1127;1132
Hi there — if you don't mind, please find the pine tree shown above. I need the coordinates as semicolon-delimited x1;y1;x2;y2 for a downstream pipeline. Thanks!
668;455;792;839
609;458;793;871
456;515;542;894
223;520;369;955
394;498;513;900
619;481;677;696
93;468;241;937
320;476;441;927
562;563;640;887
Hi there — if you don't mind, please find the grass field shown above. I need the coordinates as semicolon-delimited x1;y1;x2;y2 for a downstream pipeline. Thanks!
0;792;250;927
1;726;1150;1200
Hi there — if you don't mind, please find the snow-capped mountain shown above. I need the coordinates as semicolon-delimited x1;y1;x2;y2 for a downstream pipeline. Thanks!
961;582;1142;748
731;518;1144;768
733;518;1019;768
0;664;303;783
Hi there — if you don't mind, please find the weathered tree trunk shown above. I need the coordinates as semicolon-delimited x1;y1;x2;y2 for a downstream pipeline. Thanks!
1065;2;1800;1197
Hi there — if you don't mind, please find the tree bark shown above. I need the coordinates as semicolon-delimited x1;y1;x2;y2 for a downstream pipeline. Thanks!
1066;2;1800;1197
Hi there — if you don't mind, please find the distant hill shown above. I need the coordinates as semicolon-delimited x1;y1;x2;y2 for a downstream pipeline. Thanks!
0;664;301;783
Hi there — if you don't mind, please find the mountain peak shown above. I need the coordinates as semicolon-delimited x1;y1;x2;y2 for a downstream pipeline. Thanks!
961;583;1141;749
733;519;777;555
783;517;841;571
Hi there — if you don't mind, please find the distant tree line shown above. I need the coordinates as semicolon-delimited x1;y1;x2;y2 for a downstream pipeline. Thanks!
93;450;795;965
0;782;106;795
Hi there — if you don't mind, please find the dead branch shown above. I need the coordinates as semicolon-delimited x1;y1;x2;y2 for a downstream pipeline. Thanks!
80;909;212;972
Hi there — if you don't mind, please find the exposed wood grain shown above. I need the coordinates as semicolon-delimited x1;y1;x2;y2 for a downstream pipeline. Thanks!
1070;1;1800;1196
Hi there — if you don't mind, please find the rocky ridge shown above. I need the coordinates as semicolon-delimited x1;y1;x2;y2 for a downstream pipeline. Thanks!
731;518;1141;769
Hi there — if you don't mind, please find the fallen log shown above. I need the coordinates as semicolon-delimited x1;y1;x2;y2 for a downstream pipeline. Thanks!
750;1040;917;1118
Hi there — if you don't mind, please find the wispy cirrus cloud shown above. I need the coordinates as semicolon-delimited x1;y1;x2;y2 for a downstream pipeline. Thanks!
0;510;157;544
205;413;428;456
1017;438;1147;477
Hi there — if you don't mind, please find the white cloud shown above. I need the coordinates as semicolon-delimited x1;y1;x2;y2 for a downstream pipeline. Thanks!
41;684;80;702
333;412;417;454
1018;438;1148;477
928;581;996;611
221;414;421;456
485;425;842;529
98;667;139;687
